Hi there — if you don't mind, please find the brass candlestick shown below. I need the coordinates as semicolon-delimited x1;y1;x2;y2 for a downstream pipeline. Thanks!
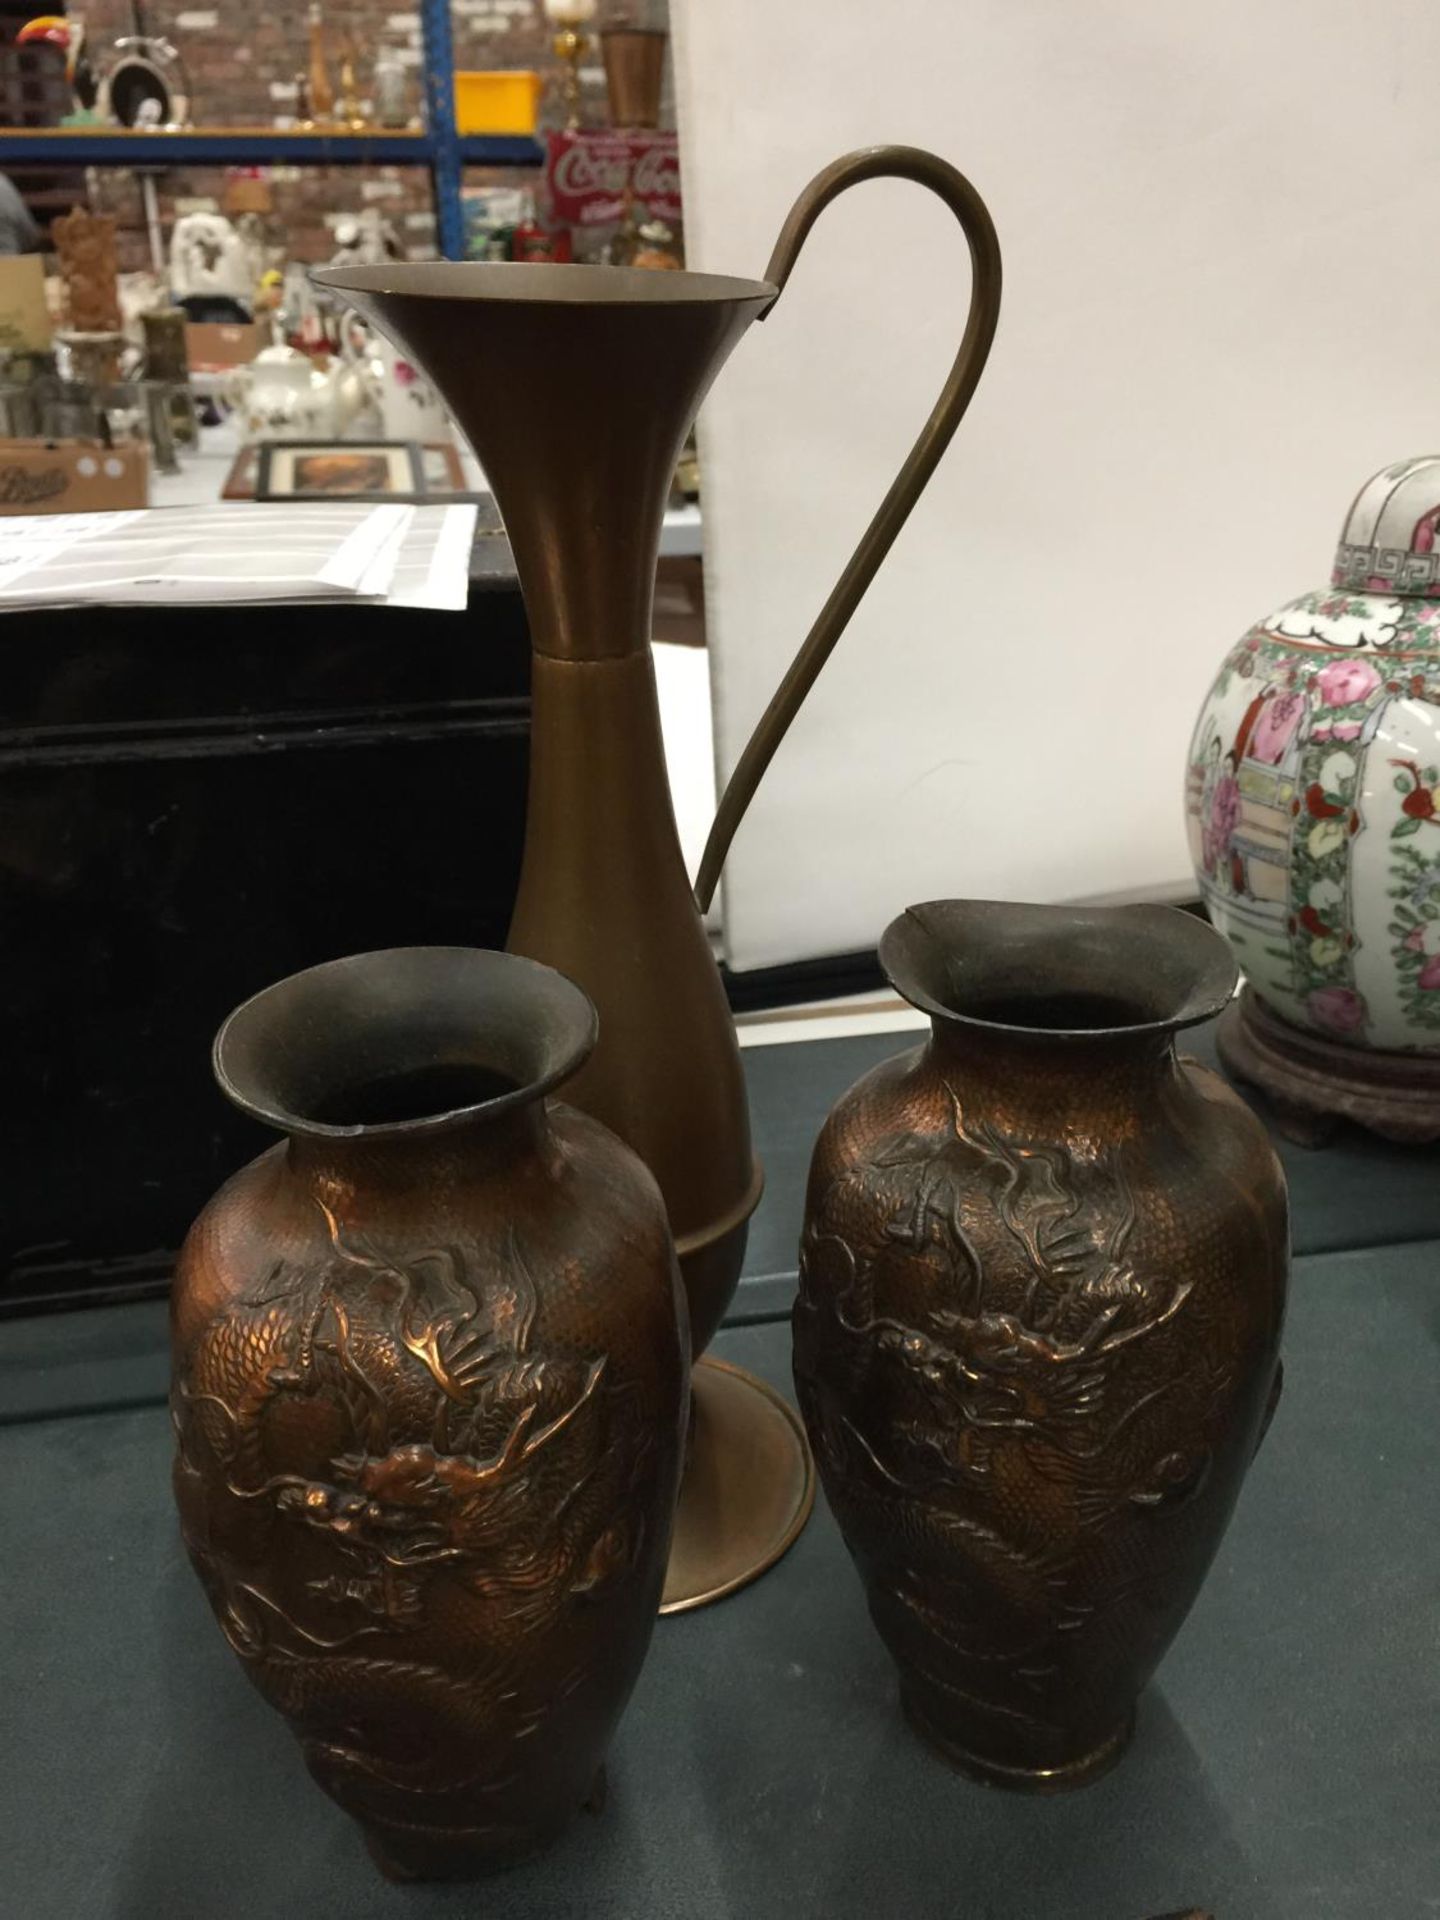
553;25;587;129
337;48;367;131
306;2;333;123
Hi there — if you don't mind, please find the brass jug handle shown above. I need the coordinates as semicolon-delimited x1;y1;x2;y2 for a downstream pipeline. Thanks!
694;145;1002;913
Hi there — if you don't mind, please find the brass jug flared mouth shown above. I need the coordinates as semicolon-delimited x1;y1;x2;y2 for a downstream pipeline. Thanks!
880;901;1239;1043
213;946;598;1142
312;260;777;309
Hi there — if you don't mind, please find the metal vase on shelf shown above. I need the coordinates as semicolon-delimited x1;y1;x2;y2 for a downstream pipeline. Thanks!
315;143;1003;1612
600;24;666;128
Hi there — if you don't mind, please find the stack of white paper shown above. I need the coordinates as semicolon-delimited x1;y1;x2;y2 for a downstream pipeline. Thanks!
0;502;478;613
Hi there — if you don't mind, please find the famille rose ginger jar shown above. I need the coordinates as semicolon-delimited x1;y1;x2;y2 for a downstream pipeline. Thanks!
1187;456;1440;1136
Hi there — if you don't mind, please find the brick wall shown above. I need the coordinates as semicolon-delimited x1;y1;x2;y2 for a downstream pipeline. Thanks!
67;0;668;270
90;164;441;273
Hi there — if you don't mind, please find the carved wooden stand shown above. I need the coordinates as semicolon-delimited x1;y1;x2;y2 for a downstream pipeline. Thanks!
1217;987;1440;1146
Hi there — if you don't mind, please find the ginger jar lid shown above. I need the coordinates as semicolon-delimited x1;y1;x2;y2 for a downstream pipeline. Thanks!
1333;455;1440;595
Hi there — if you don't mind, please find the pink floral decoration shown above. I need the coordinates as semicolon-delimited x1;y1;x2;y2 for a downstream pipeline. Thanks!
1405;926;1426;952
1203;773;1241;871
1249;692;1305;765
394;359;417;387
1420;954;1440;991
1315;658;1381;707
1308;985;1367;1034
1330;721;1362;742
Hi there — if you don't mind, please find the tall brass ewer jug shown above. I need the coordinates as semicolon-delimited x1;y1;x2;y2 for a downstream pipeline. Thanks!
316;146;1001;1611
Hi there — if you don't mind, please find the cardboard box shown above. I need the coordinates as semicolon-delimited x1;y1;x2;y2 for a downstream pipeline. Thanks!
184;322;266;369
0;255;53;355
0;439;148;513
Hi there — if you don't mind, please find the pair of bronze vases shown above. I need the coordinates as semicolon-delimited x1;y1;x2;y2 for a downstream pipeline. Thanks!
170;148;1290;1879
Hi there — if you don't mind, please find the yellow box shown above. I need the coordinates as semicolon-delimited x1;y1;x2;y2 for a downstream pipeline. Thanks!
454;70;543;135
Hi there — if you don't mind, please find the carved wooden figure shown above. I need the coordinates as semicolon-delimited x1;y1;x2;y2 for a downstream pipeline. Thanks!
52;206;122;334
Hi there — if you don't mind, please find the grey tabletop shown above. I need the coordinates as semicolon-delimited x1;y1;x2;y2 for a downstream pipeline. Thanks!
4;1022;1439;1919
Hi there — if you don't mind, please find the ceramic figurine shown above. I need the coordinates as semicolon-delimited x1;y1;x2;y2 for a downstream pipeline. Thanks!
327;208;406;270
169;211;252;310
1188;455;1440;1139
171;947;688;1881
17;15;99;120
794;901;1289;1789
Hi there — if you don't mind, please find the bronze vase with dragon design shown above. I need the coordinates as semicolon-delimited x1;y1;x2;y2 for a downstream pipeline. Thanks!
171;947;689;1879
794;901;1288;1789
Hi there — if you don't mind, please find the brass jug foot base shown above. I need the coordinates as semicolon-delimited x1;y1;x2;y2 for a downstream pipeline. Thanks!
1218;988;1440;1145
660;1355;815;1614
901;1691;1135;1793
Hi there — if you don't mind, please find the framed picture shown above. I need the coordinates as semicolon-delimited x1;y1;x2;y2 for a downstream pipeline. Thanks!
256;440;424;502
230;441;475;502
420;441;467;491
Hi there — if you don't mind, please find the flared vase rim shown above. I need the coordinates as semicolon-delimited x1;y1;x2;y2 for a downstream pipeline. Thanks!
213;945;598;1142
878;900;1239;1043
311;260;778;310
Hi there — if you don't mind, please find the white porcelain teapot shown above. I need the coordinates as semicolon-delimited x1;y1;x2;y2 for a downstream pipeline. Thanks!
232;344;372;443
340;312;450;443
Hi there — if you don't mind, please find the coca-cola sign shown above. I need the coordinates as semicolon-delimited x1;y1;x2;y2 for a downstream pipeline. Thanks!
546;129;682;228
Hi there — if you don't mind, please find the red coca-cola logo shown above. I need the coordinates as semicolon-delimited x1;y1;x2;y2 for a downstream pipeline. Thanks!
632;145;679;202
546;130;682;228
551;141;630;202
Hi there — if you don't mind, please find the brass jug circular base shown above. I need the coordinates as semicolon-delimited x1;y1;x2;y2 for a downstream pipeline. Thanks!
902;1691;1135;1794
660;1355;815;1614
1217;986;1440;1145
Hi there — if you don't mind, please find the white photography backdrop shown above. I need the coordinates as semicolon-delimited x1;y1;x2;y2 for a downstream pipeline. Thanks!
670;0;1440;973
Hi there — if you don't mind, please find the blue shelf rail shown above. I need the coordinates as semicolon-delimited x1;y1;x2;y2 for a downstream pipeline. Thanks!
421;0;465;259
0;131;542;169
0;1;545;257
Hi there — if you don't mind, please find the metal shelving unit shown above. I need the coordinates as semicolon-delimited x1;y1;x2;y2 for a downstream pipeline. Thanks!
0;0;544;258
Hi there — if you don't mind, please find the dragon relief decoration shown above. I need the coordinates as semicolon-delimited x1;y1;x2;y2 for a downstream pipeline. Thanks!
172;1201;653;1827
794;1082;1230;1749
